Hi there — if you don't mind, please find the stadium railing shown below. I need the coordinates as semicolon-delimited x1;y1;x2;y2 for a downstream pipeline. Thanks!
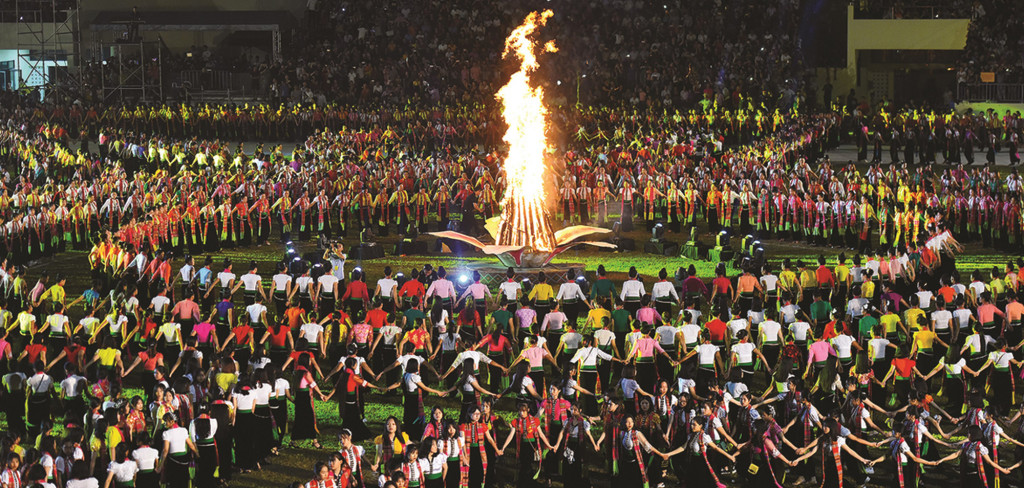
958;82;1024;103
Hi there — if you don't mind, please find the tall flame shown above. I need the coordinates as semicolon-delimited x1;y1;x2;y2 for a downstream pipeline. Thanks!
496;10;558;252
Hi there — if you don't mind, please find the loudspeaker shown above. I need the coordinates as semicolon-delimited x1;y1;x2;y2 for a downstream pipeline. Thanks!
395;239;428;256
610;237;635;251
352;243;385;260
644;240;679;256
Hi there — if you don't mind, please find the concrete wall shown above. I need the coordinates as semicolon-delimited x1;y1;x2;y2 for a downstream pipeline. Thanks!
817;5;969;105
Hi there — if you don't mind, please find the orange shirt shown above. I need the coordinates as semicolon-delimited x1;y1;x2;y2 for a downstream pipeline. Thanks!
737;275;758;293
1007;301;1024;323
285;307;305;331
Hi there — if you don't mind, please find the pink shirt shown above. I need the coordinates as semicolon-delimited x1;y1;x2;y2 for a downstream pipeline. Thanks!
636;307;662;325
522;346;545;369
193;322;216;344
631;337;665;359
351;323;373;344
516;308;537;329
807;341;835;364
459;283;490;301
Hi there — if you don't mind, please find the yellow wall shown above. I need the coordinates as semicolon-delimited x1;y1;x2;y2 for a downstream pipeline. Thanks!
819;5;969;104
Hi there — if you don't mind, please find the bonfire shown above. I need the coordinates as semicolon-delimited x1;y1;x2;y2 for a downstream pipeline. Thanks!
430;10;614;267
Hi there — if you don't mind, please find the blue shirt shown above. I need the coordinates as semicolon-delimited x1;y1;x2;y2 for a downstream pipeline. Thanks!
197;267;213;286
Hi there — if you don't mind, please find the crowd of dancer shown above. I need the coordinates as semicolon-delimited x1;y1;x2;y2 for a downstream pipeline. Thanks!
2;216;1024;488
4;89;1024;273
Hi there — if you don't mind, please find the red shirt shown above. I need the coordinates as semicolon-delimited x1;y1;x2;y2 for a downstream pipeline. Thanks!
366;309;388;330
815;266;835;288
25;344;47;363
399;280;426;300
712;277;731;294
285;307;306;331
342;281;370;301
268;326;291;348
64;344;85;366
138;351;164;371
232;326;253;346
289;350;315;366
407;329;430;350
893;358;916;378
477;334;511;354
704;319;728;342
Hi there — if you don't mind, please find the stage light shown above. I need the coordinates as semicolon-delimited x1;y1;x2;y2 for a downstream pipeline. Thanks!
354;267;362;273
651;223;665;241
576;276;586;282
396;273;404;278
459;274;470;284
286;241;294;246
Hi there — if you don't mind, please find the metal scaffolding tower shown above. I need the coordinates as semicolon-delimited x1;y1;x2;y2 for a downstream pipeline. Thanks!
99;40;163;102
16;0;82;101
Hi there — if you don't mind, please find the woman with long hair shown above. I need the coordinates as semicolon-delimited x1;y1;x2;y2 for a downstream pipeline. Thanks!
791;417;873;488
920;345;974;417
932;424;1018;488
501;361;543;412
555;403;598;488
325;357;383;441
440;422;464;488
614;415;685;488
373;416;411;476
398;441;429;488
972;337;1022;417
266;365;290;450
252;368;277;461
868;421;935;488
388;358;447;440
189;403;218;488
454;364;497;422
460;407;498;488
291;353;328;448
421;437;446;488
231;376;260;472
498;402;555;488
156;412;199;488
102;443;137;488
475;326;513;393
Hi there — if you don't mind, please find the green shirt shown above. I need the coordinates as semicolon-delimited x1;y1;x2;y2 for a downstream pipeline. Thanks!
612;309;632;333
591;278;616;301
491;310;514;333
810;301;831;322
858;316;879;338
402;309;426;330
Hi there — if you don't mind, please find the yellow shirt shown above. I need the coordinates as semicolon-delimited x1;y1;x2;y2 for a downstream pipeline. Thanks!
41;284;66;304
216;372;238;392
529;284;555;302
914;330;937;351
374;432;411;456
779;270;798;291
97;348;119;367
799;270;818;290
861;281;876;299
880;314;901;334
904;308;925;331
835;265;850;284
588;308;612;328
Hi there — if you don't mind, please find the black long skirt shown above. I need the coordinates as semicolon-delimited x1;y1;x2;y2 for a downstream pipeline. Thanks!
292;388;319;441
235;411;259;469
